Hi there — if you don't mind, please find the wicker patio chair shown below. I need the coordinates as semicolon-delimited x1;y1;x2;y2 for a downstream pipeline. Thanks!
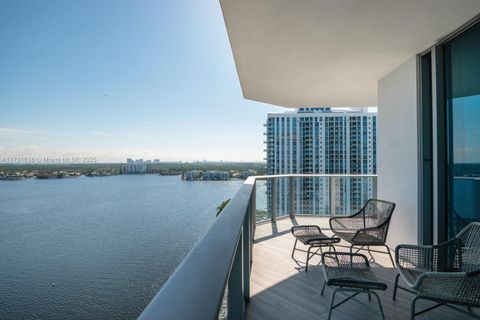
291;225;340;271
329;199;396;266
393;222;480;319
321;252;388;320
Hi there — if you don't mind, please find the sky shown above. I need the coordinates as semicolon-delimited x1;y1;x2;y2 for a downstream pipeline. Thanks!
0;0;286;163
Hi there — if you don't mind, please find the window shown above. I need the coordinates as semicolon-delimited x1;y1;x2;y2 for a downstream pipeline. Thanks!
444;22;480;237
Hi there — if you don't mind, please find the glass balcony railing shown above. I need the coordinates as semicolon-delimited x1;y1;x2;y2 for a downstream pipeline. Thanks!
255;174;377;223
139;174;377;320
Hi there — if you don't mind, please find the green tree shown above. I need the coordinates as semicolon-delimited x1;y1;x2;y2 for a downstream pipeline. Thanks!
216;199;231;216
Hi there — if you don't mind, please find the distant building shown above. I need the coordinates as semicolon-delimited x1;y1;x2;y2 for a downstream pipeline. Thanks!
202;171;230;181
239;169;257;179
120;159;147;174
184;170;202;181
183;170;230;181
265;107;376;216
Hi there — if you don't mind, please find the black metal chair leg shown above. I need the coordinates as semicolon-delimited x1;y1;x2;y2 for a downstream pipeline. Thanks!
353;245;364;254
330;244;337;254
330;245;340;266
393;273;400;301
385;245;395;267
327;288;338;320
371;291;386;320
306;245;312;272
411;296;420;320
349;245;355;266
367;245;375;261
321;281;327;296
291;239;298;259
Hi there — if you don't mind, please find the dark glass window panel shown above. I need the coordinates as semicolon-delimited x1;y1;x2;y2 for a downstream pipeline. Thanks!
444;22;480;237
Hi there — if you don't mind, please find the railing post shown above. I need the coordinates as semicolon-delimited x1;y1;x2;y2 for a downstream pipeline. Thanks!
372;176;378;199
227;232;244;320
330;176;336;216
243;205;251;304
250;181;256;246
271;178;276;222
289;176;295;218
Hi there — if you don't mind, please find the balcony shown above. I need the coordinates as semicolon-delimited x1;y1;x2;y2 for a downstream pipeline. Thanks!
135;1;480;319
249;216;479;320
138;174;480;320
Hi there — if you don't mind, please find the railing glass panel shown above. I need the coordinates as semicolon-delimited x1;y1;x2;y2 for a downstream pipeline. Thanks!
257;175;377;223
255;179;269;222
139;174;377;320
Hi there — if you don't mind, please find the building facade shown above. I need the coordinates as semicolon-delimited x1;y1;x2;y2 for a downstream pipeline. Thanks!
265;108;376;216
119;159;147;174
202;171;230;181
184;170;202;181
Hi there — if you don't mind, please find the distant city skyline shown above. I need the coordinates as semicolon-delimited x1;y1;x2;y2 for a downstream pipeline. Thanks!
0;1;285;162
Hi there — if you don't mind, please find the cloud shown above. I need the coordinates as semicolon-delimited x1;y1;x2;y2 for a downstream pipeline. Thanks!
88;131;113;137
0;127;72;140
124;131;152;141
0;127;42;138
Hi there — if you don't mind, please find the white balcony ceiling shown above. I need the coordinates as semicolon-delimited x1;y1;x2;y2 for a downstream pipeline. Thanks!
220;0;480;108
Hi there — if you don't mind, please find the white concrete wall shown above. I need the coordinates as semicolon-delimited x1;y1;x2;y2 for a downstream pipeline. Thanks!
377;56;419;248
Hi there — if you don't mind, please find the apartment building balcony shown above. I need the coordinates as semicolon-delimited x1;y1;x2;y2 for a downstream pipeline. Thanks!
139;174;479;320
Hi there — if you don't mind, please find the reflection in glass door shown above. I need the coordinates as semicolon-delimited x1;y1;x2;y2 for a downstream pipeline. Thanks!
444;22;480;237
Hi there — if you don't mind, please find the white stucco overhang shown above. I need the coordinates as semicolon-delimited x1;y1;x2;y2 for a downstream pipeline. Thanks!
220;0;480;108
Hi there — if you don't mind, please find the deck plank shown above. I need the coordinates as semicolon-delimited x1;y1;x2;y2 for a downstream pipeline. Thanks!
247;216;479;320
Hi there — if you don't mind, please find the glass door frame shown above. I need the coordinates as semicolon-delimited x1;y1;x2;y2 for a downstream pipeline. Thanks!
421;15;480;244
418;52;433;245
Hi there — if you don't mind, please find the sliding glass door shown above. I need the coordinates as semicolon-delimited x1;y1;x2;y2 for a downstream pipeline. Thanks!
443;22;480;238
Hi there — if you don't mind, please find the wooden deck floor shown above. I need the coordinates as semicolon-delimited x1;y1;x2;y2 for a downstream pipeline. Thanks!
246;216;479;320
